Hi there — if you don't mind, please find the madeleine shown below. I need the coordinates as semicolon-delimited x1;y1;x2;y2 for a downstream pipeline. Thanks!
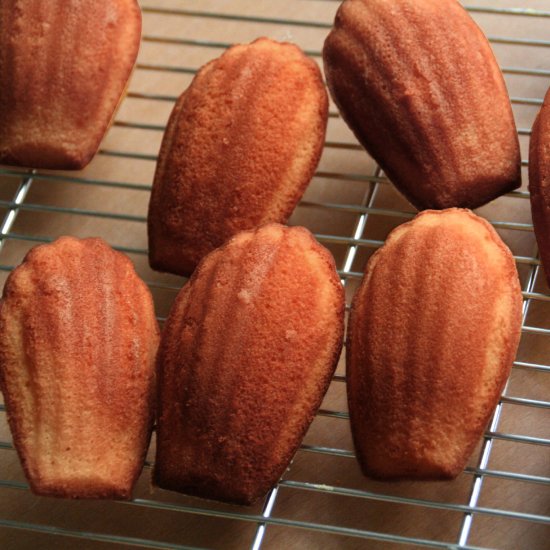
148;38;328;276
347;209;522;479
0;237;159;498
154;224;344;504
529;87;550;285
0;0;141;169
323;0;520;209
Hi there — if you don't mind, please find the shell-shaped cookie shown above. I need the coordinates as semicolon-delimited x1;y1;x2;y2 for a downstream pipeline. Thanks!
154;224;345;504
529;87;550;285
148;37;329;277
0;237;159;498
323;0;520;210
347;209;522;479
0;0;141;169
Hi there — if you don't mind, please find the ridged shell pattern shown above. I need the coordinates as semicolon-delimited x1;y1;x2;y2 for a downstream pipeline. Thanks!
0;237;159;498
323;0;520;210
148;37;329;276
154;224;345;504
529;87;550;285
347;209;523;479
0;0;141;169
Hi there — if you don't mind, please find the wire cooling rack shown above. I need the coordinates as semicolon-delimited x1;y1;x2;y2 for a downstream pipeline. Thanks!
0;1;549;548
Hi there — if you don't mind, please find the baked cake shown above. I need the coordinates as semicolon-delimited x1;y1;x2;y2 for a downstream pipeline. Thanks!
347;209;523;479
323;0;521;209
0;0;141;169
154;224;344;504
148;38;328;276
529;87;550;285
0;237;159;498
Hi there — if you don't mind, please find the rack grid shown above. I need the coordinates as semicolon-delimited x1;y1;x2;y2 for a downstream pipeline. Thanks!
0;1;549;548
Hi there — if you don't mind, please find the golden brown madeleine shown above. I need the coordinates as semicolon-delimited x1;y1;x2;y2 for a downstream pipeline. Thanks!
529;87;550;285
323;0;520;210
347;209;522;479
0;0;141;170
148;37;329;277
154;224;344;504
0;237;159;498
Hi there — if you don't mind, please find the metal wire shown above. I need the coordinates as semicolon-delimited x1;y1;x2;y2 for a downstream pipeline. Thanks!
0;1;549;549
